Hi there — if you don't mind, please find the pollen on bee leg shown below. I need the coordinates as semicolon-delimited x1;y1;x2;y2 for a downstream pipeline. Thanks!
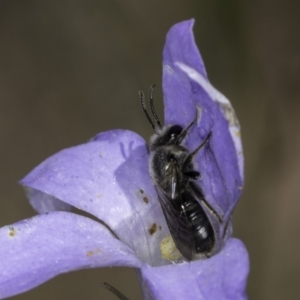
160;235;182;261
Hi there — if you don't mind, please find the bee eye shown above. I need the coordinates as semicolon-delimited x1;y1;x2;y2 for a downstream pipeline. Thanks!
169;125;183;139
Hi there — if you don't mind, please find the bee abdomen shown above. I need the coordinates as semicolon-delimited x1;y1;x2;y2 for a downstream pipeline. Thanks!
182;194;215;254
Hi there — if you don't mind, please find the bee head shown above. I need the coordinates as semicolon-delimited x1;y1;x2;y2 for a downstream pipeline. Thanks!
150;125;183;150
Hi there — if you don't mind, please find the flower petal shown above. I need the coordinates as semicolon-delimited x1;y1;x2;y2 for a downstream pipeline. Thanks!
162;20;243;248
141;238;249;300
20;130;170;266
0;211;141;299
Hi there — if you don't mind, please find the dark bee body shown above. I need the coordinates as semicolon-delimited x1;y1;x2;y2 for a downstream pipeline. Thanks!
140;85;221;261
181;186;215;254
150;125;215;260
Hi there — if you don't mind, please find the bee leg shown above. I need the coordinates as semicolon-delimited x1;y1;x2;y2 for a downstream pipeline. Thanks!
184;170;200;180
222;218;231;238
182;132;212;169
189;181;223;224
174;117;197;145
102;282;131;300
175;109;203;145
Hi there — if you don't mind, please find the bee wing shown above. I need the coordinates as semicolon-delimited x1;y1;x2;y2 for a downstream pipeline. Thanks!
155;185;195;261
189;181;223;224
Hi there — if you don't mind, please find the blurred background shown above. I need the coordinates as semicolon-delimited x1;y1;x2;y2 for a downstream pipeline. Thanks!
0;1;299;299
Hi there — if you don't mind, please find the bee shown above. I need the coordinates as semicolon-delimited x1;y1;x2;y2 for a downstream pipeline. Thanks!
139;85;223;261
102;282;130;300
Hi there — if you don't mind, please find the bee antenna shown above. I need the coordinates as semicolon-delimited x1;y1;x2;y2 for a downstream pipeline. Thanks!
149;84;162;130
102;282;130;300
139;90;159;133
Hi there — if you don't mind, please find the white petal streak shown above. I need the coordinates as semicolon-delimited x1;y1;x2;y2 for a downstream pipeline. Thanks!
174;62;244;180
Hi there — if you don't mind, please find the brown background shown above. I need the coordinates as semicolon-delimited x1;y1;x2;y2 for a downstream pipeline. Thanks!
0;1;299;299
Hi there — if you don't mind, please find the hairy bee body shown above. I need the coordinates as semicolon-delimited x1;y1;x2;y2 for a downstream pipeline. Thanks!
140;86;221;261
180;186;215;254
149;125;215;260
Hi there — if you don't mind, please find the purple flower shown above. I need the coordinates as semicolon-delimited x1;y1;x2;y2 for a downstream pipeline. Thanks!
0;20;249;300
